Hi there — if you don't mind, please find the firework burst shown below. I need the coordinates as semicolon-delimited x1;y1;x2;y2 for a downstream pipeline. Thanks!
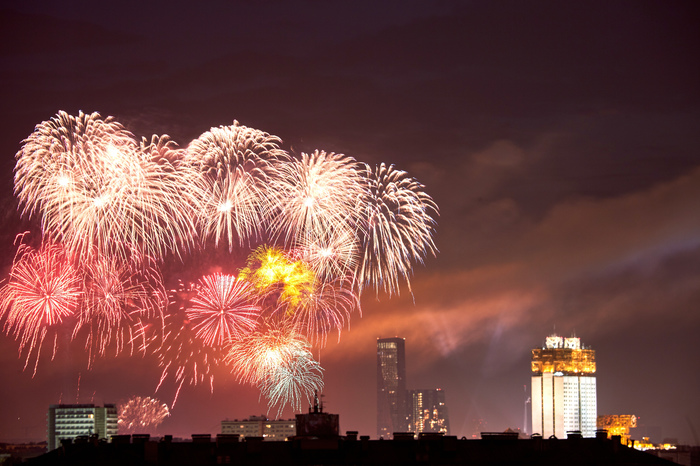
118;396;170;434
74;249;167;366
187;122;287;249
185;273;260;346
285;278;359;348
225;324;323;414
239;246;315;312
291;227;359;284
0;239;82;375
269;150;365;248
356;163;438;296
14;111;197;263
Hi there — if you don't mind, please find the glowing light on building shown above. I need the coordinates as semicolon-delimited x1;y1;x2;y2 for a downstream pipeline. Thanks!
531;334;597;438
597;414;637;445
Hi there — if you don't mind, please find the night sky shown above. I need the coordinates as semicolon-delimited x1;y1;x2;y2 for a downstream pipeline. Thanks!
1;1;699;445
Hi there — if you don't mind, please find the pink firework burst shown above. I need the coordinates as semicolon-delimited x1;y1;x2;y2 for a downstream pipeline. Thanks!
73;249;167;366
0;239;82;375
185;273;261;347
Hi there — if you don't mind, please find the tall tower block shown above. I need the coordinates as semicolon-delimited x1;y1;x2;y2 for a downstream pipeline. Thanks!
377;337;407;438
531;334;597;438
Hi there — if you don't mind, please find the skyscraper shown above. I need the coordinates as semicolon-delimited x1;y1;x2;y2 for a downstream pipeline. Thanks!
377;337;407;438
407;388;450;436
47;404;118;450
531;334;597;438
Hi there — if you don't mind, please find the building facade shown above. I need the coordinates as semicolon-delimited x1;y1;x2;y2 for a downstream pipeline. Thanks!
221;416;296;441
47;404;118;450
407;388;450;436
377;337;408;438
531;335;597;438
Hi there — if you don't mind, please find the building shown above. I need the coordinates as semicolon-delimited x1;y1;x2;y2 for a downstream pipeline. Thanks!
531;334;597;438
295;393;340;439
221;415;296;441
29;430;680;466
407;389;450;436
377;337;408;438
47;404;118;451
598;414;637;445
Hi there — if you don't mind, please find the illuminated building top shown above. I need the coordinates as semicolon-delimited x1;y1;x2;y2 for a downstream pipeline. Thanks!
531;334;595;375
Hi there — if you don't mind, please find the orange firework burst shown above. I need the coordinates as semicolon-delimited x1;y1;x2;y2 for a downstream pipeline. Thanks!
224;323;323;414
118;396;170;434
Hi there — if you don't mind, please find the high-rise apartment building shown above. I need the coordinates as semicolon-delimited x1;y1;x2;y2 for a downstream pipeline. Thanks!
377;337;407;438
47;404;118;450
531;335;597;438
407;388;450;436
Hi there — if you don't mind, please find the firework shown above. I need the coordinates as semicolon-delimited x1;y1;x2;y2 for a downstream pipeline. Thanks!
73;249;167;366
225;324;323;414
285;278;359;347
291;227;359;283
356;163;438;296
0;239;82;375
151;286;220;407
239;246;315;311
6;111;440;413
269;150;365;248
259;345;324;416
118;396;170;434
14;111;197;263
185;273;260;347
186;122;287;249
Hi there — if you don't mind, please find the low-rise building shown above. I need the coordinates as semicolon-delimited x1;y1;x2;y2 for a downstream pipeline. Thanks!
221;415;296;441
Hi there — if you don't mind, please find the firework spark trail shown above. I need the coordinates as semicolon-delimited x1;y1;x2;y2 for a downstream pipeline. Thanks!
0;240;82;375
356;163;439;296
73;249;167;366
186;122;288;249
118;396;170;434
269;150;365;250
151;286;219;407
185;273;261;346
14;111;198;263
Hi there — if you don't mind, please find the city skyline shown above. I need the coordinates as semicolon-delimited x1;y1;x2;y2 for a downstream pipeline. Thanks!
0;1;699;445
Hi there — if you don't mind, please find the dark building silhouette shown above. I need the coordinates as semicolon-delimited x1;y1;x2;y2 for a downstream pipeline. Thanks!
377;337;407;438
25;431;682;465
295;394;339;439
